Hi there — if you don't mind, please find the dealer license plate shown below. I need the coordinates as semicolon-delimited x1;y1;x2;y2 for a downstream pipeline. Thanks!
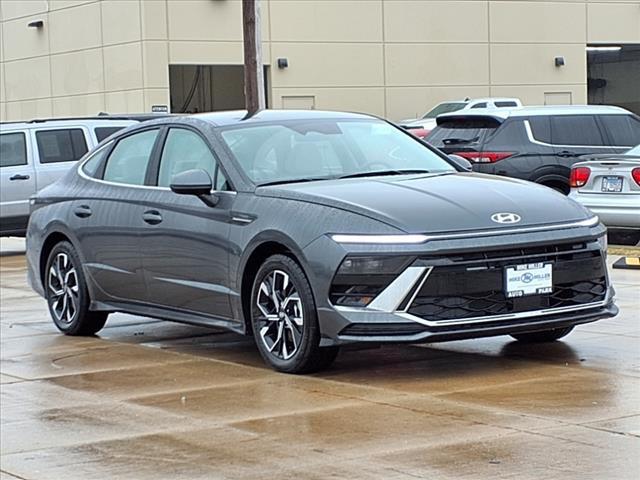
602;176;623;193
505;263;553;298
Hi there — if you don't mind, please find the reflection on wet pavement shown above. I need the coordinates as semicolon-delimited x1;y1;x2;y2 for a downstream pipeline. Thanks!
1;238;639;479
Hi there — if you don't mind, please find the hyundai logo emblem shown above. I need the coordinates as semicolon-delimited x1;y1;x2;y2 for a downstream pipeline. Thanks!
491;212;522;224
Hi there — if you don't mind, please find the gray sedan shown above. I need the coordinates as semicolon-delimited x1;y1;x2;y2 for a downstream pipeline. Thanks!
569;144;640;233
26;110;616;373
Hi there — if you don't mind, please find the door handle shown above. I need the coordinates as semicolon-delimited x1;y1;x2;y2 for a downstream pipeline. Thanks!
73;205;92;218
142;210;163;225
557;150;578;158
9;174;30;181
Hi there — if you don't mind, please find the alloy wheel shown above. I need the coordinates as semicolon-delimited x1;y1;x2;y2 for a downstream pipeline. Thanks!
256;270;304;360
47;253;79;324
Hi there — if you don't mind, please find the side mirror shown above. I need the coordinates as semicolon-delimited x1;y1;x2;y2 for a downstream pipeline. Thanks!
448;154;473;172
170;169;218;206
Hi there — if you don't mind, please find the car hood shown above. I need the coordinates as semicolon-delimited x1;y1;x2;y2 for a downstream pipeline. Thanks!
257;173;592;234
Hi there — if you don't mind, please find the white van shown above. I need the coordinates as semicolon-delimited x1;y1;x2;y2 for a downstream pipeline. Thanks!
1;117;136;236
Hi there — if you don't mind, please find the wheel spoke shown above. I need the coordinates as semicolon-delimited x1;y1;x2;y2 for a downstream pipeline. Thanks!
256;269;304;361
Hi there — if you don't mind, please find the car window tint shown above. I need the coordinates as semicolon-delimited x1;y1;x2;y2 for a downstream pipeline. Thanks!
35;129;88;163
81;144;110;178
95;126;125;143
470;103;487;109
428;119;500;146
600;115;640;146
103;129;159;185
157;128;226;188
549;115;604;146
494;101;518;107
423;102;466;119
529;116;552;143
0;132;27;167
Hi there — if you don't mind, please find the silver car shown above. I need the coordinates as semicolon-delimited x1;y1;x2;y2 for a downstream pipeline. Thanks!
569;144;640;232
1;118;136;236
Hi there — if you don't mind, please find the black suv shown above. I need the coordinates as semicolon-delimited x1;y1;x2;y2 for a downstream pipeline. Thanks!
428;106;640;194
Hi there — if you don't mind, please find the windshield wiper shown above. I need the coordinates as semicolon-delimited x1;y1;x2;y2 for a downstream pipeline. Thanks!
257;177;332;187
338;169;432;180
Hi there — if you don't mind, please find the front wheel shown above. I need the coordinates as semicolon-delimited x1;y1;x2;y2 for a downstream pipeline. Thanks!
251;254;338;373
510;326;574;343
44;241;108;336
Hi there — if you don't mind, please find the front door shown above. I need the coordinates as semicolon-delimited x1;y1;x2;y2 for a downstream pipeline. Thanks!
140;127;234;320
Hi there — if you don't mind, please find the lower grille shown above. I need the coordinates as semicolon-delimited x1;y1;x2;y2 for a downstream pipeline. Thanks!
407;245;607;323
340;323;427;337
408;278;606;322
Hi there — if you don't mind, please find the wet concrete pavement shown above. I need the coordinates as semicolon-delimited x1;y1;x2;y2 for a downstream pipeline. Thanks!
1;238;638;479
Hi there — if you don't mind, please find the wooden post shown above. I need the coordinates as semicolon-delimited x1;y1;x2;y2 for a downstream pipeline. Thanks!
242;0;265;114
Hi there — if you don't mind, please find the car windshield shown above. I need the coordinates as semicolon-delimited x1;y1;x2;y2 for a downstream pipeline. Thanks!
422;102;466;119
220;119;456;185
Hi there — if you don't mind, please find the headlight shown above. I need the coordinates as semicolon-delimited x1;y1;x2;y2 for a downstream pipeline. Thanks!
331;234;429;244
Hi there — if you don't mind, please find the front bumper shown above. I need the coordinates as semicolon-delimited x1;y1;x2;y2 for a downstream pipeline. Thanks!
305;221;615;347
322;290;616;345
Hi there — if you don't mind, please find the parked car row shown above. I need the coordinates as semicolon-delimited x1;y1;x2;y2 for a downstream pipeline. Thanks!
0;114;171;236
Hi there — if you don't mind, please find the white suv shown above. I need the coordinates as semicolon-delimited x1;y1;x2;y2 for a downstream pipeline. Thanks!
401;97;523;134
1;117;136;236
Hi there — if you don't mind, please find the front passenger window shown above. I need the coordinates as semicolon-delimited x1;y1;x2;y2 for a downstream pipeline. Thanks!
158;128;228;190
103;129;159;185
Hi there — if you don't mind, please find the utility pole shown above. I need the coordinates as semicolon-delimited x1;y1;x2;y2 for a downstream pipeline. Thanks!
242;0;265;114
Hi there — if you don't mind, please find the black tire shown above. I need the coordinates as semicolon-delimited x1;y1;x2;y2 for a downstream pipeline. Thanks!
44;241;108;336
250;254;339;373
510;326;574;343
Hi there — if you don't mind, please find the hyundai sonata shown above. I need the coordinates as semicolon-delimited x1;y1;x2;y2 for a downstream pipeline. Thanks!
27;110;617;373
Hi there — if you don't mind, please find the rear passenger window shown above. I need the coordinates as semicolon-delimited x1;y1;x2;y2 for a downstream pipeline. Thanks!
495;101;518;108
470;103;487;109
95;126;125;143
35;129;88;163
599;115;640;146
549;115;604;146
103;129;159;185
0;133;27;167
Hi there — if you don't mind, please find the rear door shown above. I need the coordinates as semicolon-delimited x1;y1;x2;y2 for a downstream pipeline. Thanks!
75;128;161;304
140;126;235;321
32;127;89;191
0;130;36;233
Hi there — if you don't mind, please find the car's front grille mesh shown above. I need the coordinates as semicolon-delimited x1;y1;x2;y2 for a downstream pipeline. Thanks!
407;243;607;323
408;278;607;322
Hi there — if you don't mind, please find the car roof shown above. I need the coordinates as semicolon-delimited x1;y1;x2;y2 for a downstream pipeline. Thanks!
438;104;631;122
0;117;138;129
159;109;377;127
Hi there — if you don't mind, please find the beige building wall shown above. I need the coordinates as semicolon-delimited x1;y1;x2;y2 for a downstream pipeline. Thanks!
1;0;639;122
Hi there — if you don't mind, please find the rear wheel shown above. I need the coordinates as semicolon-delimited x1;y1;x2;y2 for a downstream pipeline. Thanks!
510;326;574;343
251;254;338;373
44;241;108;336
